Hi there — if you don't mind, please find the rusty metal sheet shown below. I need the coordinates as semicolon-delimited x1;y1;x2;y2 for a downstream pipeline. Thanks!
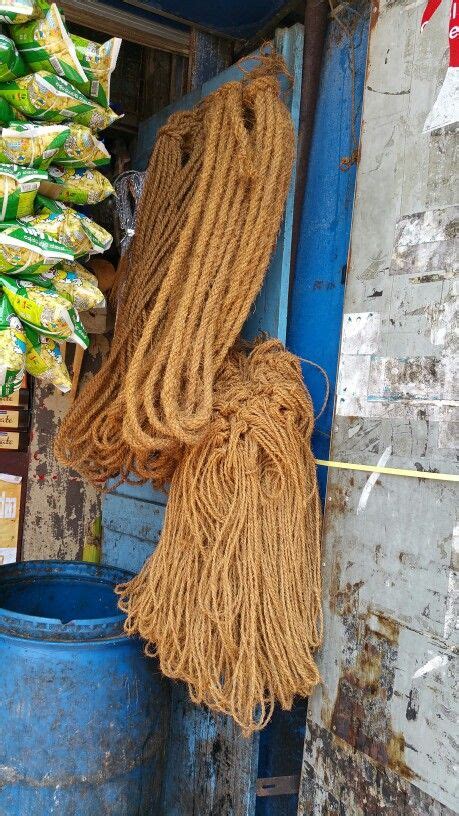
299;0;458;812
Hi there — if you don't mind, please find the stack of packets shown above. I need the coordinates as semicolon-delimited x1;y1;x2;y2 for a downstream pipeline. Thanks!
0;0;121;396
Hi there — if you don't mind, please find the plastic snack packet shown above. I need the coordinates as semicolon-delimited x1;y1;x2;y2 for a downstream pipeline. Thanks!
70;35;121;108
0;122;69;168
0;164;47;220
39;165;114;205
22;207;94;257
0;35;28;82
0;221;73;275
0;1;50;23
0;71;94;123
42;260;105;310
0;292;26;396
0;273;89;346
31;196;113;255
53;124;110;168
73;100;121;132
24;322;71;391
11;4;87;85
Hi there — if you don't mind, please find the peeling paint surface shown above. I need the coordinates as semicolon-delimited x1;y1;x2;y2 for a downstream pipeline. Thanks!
23;337;109;560
299;0;458;812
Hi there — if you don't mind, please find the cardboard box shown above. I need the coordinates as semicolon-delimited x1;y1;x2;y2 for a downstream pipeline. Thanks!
0;376;29;410
0;474;22;564
0;431;29;452
0;409;28;430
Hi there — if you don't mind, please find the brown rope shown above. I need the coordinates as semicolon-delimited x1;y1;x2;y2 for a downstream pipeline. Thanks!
117;338;323;735
55;57;323;731
55;64;295;489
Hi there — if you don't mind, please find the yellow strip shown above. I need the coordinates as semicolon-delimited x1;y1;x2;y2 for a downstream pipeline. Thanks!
315;459;459;482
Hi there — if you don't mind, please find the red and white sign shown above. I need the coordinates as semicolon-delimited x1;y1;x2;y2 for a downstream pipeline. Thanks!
421;0;459;131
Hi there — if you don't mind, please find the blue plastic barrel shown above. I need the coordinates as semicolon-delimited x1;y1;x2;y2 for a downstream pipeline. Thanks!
0;560;170;815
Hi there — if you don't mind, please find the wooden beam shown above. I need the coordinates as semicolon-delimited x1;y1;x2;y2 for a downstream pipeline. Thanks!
187;28;234;90
61;0;190;54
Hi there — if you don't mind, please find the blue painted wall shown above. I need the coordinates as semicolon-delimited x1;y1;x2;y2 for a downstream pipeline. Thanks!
256;12;369;816
287;13;369;501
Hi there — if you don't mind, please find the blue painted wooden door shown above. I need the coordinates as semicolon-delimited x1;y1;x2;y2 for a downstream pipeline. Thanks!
102;24;304;816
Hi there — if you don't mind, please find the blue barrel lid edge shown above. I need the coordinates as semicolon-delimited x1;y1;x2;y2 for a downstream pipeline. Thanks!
0;560;135;643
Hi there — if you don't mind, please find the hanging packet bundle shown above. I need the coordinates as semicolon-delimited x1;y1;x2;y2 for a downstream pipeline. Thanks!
0;273;89;346
0;0;49;23
0;122;69;168
42;260;105;310
0;71;94;123
70;35;121;109
0;164;48;220
0;35;28;82
11;4;88;85
0;292;26;396
22;207;94;256
39;165;114;205
53;124;110;168
0;221;73;275
29;196;113;254
23;322;71;391
73;99;120;132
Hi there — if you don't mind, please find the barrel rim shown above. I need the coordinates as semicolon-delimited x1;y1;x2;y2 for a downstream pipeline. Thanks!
0;560;135;642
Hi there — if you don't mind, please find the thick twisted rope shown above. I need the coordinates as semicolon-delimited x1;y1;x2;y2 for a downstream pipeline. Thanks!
117;339;323;735
55;56;323;731
55;62;295;488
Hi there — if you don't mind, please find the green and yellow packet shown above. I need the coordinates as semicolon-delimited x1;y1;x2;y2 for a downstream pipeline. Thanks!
70;35;121;109
0;35;28;82
0;122;69;168
42;260;105;311
29;196;113;255
54;124;110;168
39;165;114;205
0;164;48;220
24;322;71;392
0;0;50;24
0;71;94;123
0;220;73;275
0;292;26;396
73;100;121;132
11;4;87;86
0;272;89;346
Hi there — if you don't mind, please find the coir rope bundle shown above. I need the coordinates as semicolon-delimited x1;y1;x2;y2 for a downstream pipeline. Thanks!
55;54;323;731
117;338;322;735
54;54;295;487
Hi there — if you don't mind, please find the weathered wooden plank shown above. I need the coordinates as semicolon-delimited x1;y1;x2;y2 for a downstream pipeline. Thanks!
188;28;234;90
22;336;109;561
162;682;259;816
103;494;165;543
286;4;370;500
102;528;156;574
298;0;458;811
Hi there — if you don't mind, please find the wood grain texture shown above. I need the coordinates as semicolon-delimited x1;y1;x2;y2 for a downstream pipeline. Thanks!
22;337;109;561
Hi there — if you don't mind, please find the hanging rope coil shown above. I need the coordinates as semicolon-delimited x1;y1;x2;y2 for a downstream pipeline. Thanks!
55;64;295;488
55;55;323;732
117;338;322;735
